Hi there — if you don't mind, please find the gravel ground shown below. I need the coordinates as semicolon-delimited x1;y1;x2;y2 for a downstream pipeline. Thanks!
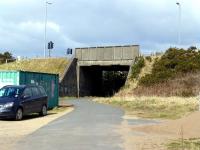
0;107;73;150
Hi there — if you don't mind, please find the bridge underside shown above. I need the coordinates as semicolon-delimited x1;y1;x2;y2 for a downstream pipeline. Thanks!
77;65;130;97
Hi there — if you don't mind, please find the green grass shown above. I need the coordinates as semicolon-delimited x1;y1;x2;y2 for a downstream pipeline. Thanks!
130;56;145;79
167;138;200;150
93;97;198;119
0;58;69;77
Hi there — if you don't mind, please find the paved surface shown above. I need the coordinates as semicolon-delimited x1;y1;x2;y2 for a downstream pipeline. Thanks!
15;99;125;150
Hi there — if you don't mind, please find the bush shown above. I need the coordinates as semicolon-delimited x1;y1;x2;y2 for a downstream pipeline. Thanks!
0;51;15;64
139;47;200;86
145;56;152;62
130;57;145;79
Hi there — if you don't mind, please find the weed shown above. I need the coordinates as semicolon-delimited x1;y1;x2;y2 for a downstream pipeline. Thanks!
167;138;200;150
145;56;152;62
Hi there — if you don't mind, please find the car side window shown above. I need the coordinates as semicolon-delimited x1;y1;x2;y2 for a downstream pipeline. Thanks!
31;87;40;97
39;87;47;96
23;88;32;97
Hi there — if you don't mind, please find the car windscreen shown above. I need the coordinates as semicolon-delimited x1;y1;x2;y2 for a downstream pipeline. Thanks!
0;87;23;98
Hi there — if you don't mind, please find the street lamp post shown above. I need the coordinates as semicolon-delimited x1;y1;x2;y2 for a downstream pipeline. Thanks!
176;2;181;46
44;0;52;58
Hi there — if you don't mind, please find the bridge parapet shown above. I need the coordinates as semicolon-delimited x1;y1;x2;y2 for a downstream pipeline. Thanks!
75;45;140;62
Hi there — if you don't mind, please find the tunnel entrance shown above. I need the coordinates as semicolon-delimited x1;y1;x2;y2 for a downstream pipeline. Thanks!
78;65;130;97
102;71;128;97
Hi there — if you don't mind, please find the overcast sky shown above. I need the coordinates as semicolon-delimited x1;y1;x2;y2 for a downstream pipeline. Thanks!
0;0;200;57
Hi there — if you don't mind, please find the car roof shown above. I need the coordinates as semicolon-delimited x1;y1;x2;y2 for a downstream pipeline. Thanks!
2;85;40;89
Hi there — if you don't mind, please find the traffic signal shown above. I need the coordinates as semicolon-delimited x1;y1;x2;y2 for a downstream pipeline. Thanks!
48;41;54;49
67;48;72;55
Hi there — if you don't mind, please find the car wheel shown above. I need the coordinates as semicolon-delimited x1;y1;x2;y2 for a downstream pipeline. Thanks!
40;105;47;116
15;108;23;121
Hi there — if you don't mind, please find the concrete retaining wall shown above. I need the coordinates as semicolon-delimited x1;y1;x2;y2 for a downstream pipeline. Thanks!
59;58;77;97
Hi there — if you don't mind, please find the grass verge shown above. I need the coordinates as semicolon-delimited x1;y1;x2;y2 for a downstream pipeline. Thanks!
167;138;200;150
93;97;198;119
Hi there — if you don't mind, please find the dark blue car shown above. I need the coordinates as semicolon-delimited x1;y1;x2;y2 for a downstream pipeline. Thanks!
0;85;48;120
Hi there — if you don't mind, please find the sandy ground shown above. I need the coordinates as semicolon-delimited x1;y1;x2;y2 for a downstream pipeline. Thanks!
121;111;200;150
0;107;74;150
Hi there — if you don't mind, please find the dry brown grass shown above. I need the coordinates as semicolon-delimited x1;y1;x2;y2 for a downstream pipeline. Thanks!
131;72;200;97
93;96;198;119
117;56;159;96
0;58;69;77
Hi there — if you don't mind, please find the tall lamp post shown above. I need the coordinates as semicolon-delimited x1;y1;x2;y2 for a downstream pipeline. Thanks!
44;0;52;58
176;2;181;46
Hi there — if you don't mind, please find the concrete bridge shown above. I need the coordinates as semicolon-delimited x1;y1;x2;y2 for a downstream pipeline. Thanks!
60;45;140;97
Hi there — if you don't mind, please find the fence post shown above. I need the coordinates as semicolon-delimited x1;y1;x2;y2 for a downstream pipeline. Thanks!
197;92;200;111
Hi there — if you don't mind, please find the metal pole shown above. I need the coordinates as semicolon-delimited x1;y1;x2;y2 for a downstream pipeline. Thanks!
49;49;51;57
44;1;52;58
198;92;200;111
176;2;181;45
44;0;47;58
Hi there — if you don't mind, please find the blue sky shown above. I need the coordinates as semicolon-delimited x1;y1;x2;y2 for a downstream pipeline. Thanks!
0;0;200;57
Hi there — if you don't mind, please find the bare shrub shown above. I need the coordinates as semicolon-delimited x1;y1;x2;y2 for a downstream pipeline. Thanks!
132;72;200;97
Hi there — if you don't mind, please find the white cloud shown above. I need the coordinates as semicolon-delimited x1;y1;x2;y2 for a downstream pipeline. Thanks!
0;0;200;57
18;21;60;33
47;22;60;33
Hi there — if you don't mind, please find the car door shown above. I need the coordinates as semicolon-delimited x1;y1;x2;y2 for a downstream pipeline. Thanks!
31;87;41;113
21;87;33;115
38;86;48;107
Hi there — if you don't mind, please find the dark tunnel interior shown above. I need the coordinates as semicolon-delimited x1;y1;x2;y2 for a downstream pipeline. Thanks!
79;65;130;97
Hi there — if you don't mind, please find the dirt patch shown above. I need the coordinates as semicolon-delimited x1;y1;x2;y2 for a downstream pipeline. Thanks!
121;111;200;150
0;107;74;150
134;111;200;138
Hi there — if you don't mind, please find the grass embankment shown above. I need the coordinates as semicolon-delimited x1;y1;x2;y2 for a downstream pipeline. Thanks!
134;48;200;97
0;58;69;77
117;56;157;96
93;97;198;119
167;138;200;150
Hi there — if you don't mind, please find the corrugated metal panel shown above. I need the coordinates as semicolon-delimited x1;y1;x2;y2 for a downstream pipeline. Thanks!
0;71;20;88
0;70;58;109
19;71;59;109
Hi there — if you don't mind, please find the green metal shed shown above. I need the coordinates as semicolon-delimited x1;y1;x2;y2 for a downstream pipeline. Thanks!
0;70;59;109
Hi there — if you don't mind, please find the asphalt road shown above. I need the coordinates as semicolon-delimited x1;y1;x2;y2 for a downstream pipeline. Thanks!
15;99;125;150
